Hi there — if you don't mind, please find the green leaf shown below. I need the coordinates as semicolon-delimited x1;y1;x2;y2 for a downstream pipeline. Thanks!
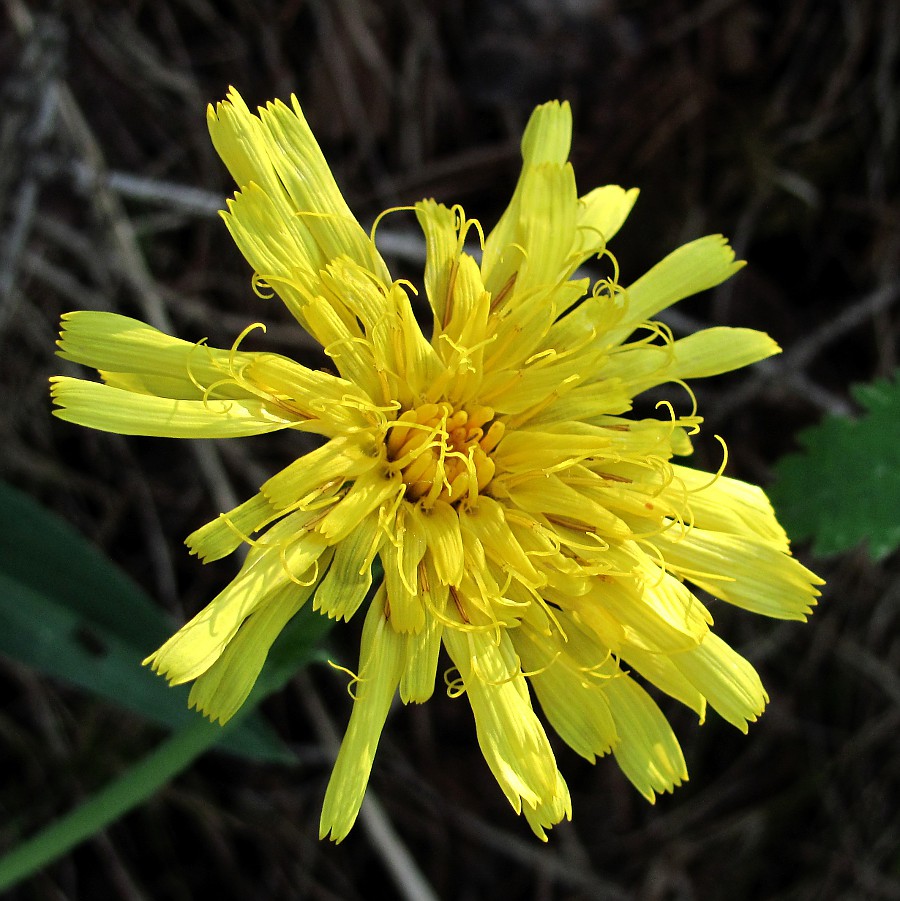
770;372;900;560
0;716;229;891
0;481;298;762
0;600;333;892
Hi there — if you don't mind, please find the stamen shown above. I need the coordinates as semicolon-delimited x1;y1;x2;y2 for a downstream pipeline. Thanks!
251;273;275;299
453;205;485;256
279;544;321;586
328;660;363;701
185;338;212;395
444;667;466;698
546;513;598;533
443;259;459;329
384;400;501;508
479;421;505;454
368;205;418;244
449;585;470;623
519;645;564;678
596;246;621;286
489;272;517;313
230;322;267;369
686;435;729;494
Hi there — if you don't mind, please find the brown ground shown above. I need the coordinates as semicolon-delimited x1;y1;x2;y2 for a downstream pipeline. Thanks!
2;1;899;898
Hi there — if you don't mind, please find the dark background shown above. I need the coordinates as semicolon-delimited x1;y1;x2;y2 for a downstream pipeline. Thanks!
2;0;898;898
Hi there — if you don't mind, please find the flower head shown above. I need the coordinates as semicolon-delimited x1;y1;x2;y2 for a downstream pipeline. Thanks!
51;89;822;841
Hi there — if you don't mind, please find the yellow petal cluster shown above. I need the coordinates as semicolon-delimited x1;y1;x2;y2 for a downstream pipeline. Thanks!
51;88;822;842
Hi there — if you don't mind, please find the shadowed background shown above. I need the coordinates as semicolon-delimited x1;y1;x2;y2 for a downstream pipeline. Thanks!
2;0;898;898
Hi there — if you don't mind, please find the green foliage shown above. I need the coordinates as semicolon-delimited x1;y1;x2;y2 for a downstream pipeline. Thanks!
771;373;900;560
0;482;335;889
0;481;293;763
0;599;333;892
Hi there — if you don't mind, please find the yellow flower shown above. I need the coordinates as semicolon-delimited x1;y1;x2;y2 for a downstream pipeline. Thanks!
51;88;823;842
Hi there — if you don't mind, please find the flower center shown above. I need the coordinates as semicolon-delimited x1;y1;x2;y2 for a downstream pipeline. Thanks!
385;402;504;506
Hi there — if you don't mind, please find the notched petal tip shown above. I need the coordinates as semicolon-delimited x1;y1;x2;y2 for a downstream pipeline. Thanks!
141;652;184;686
318;819;349;844
187;690;234;727
142;650;193;691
